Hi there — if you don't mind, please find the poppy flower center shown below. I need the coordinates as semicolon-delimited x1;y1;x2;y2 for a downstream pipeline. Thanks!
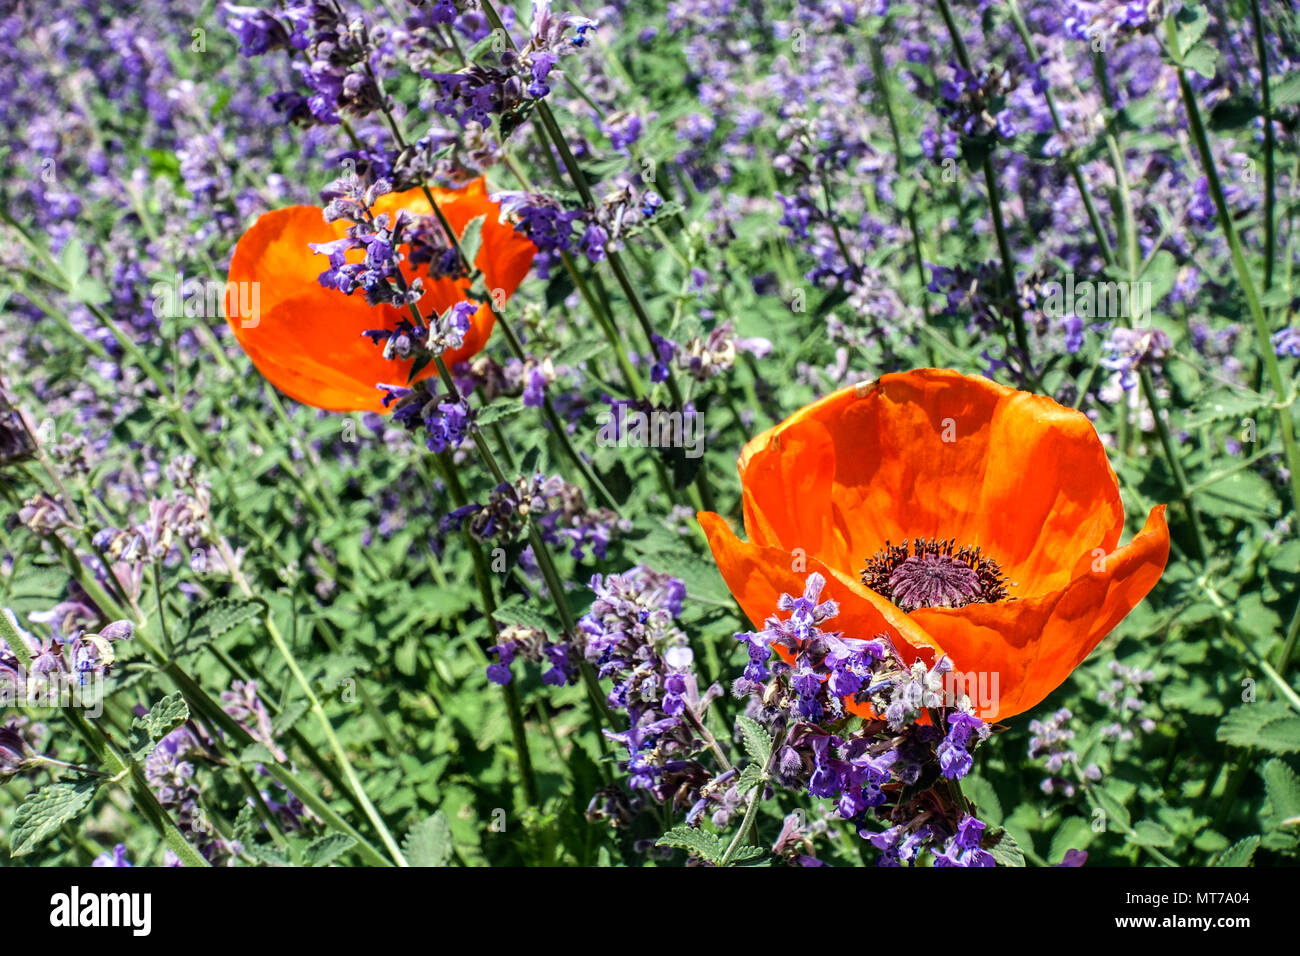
861;538;1009;612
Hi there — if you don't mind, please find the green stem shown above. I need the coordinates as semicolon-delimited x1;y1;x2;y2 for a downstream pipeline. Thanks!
1168;17;1300;522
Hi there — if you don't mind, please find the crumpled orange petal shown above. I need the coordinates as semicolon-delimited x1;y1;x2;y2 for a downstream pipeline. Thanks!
225;177;536;413
700;367;1170;722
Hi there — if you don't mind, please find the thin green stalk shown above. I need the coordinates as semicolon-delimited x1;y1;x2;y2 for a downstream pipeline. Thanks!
430;452;541;808
1168;17;1300;532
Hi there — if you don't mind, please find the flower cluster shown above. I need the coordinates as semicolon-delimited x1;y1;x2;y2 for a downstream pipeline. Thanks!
578;568;728;816
230;1;384;126
1097;660;1158;743
2;606;133;688
143;723;241;865
381;382;474;454
424;1;596;133
447;472;627;561
1028;707;1101;797
736;573;998;866
487;623;579;687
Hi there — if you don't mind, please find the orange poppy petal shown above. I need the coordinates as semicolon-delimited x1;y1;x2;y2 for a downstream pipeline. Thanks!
909;505;1170;721
226;179;535;413
736;369;1126;596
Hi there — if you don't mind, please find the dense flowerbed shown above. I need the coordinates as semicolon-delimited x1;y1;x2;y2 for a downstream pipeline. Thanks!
1;0;1298;868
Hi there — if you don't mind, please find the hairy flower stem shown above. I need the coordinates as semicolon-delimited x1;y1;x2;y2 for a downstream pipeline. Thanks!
1249;0;1277;291
430;452;541;807
432;355;618;752
1004;0;1114;263
0;610;209;866
213;534;409;865
1166;17;1300;528
477;0;718;515
720;726;786;866
932;0;1040;388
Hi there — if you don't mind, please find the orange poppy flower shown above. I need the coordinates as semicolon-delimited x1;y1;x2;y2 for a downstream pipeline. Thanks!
225;177;536;413
698;368;1169;722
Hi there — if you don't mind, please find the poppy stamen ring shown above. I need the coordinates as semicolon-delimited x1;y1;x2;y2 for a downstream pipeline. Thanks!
861;538;1010;613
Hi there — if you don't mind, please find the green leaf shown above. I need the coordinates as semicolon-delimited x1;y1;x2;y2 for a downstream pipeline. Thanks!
10;780;98;857
1094;783;1133;831
244;841;290;866
58;240;89;283
1177;391;1266;430
728;844;770;865
475;398;524;429
1174;4;1210;57
272;699;310;737
303;833;356;866
1218;703;1300;754
70;279;111;305
180;597;265;655
491;596;552;635
1182;43;1219;79
963;774;1003;826
1261;758;1300;847
458;215;486;268
128;692;190;761
1272;72;1300;107
736;763;764;794
1049;816;1095;864
404;811;455;867
1129;820;1175;848
1213;835;1260;867
983;827;1026;867
735;714;772;766
551;339;610;368
656;825;728;864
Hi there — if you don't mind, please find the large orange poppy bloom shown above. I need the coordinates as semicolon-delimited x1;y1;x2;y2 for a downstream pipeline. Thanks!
698;368;1169;722
225;177;536;413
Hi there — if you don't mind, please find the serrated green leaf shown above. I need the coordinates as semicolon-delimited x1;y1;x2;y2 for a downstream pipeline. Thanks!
963;774;1003;826
551;339;609;368
181;597;264;655
1129;820;1175;847
10;780;98;857
1094;784;1133;831
1218;703;1300;754
303;833;356;866
1273;72;1300;107
735;714;772;766
475;399;524;429
1213;835;1260;867
70;279;110;305
272;700;310;737
244;841;290;866
129;692;189;761
58;240;89;283
491;596;552;635
728;844;769;864
1174;4;1210;57
736;763;764;794
983;826;1025;867
1049;816;1094;864
404;811;455;867
656;824;728;864
1261;758;1300;847
1182;43;1218;79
